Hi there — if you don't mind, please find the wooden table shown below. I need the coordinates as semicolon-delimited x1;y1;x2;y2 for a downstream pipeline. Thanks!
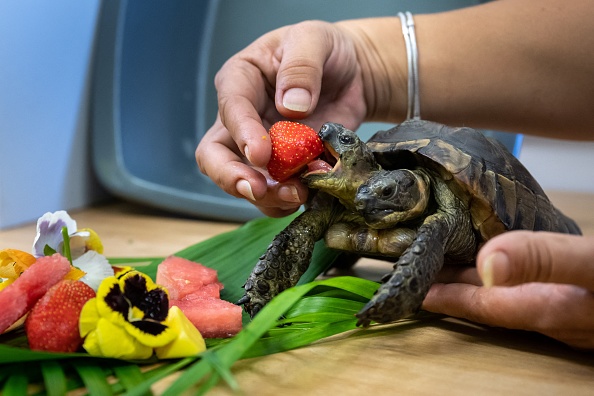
1;191;593;395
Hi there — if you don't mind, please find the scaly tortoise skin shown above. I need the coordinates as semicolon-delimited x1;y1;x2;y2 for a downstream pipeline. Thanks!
238;120;581;326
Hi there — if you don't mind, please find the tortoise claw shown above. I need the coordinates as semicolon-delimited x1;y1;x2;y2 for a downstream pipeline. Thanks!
355;316;372;328
355;296;388;326
236;294;263;318
236;294;250;306
250;304;262;317
355;280;419;325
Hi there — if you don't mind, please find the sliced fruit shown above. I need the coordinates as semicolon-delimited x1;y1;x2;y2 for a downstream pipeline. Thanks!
170;297;242;339
180;282;223;299
156;256;219;300
155;306;207;359
0;254;71;333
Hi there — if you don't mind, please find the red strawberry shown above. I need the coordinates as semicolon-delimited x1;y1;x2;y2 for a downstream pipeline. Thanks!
266;121;324;182
25;280;96;352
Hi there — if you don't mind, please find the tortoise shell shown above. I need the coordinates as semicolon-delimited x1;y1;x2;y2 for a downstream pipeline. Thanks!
366;120;581;240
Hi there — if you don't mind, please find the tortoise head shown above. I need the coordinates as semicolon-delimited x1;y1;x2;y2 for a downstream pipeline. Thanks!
354;169;431;229
302;123;381;207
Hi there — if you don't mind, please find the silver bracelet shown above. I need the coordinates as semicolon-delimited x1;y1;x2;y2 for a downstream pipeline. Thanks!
398;12;421;120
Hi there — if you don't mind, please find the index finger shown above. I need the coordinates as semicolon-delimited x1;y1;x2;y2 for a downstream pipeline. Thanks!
196;117;268;200
215;57;273;168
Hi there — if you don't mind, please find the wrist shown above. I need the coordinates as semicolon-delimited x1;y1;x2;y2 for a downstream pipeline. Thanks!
336;18;408;123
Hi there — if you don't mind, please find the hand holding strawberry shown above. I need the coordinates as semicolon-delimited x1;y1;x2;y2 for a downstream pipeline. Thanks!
267;121;324;182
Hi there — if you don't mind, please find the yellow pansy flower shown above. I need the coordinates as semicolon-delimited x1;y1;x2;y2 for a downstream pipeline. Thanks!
80;270;176;359
80;303;153;360
80;269;207;360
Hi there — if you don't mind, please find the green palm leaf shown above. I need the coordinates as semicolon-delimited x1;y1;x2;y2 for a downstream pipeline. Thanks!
41;361;67;396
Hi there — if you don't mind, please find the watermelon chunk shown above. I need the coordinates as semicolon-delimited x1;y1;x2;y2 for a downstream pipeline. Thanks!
180;282;223;299
170;297;242;338
156;256;219;299
157;256;242;338
0;254;71;333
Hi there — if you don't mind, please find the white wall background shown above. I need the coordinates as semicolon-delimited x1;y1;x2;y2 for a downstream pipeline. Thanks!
519;136;594;194
0;0;104;229
0;1;592;230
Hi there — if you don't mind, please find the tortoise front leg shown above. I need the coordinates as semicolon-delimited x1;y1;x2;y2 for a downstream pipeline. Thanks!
356;203;476;325
239;201;335;317
355;214;451;326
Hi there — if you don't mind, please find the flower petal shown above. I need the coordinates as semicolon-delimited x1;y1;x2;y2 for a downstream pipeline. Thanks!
118;271;176;347
79;298;100;338
79;228;104;254
123;317;176;348
120;272;169;322
74;251;114;292
68;228;104;260
0;279;15;291
63;266;86;282
32;211;77;258
0;249;36;278
67;230;91;260
96;276;129;323
84;317;153;360
80;329;103;357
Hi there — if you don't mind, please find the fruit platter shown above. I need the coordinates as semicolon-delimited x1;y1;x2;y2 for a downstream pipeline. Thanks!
0;208;379;394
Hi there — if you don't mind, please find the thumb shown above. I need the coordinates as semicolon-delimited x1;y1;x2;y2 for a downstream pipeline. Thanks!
275;22;334;118
477;231;594;290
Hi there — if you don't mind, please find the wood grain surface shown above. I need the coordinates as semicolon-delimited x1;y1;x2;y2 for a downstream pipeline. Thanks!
1;190;593;395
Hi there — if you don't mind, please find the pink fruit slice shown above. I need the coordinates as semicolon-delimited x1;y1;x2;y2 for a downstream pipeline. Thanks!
156;256;219;300
180;282;223;299
0;254;71;333
170;297;242;338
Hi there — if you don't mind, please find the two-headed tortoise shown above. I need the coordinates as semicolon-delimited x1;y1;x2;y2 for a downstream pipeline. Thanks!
239;120;581;326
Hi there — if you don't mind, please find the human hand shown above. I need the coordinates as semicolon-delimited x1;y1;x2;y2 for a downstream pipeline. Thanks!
195;21;368;217
422;230;594;350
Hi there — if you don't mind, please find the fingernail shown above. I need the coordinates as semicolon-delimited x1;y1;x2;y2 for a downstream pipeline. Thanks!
236;179;256;201
244;146;253;164
278;185;300;203
481;251;511;287
282;88;312;113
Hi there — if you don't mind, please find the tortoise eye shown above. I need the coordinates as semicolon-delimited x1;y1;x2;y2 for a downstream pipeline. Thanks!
381;186;394;198
339;134;355;145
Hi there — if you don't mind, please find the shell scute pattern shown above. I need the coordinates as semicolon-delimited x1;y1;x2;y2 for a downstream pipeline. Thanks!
366;120;570;238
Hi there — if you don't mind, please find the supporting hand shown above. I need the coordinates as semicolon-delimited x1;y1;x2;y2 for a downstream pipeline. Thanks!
423;231;594;350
